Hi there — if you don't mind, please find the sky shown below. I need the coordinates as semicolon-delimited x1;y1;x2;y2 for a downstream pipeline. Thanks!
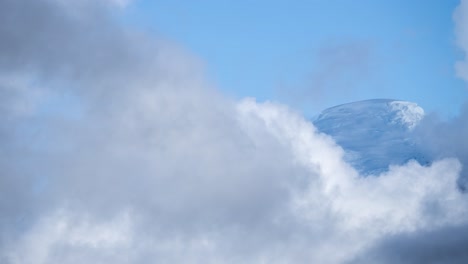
1;0;468;263
124;0;467;116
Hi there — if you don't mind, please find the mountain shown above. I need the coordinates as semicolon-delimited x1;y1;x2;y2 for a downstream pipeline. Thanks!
313;99;430;175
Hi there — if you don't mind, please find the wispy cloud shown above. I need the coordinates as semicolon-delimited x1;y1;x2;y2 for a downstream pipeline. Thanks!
281;40;375;111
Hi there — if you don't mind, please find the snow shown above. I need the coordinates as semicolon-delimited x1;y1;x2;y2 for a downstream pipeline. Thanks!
313;99;430;175
389;101;425;130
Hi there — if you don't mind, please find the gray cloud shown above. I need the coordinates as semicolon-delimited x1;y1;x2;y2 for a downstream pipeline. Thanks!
347;223;468;264
1;0;468;263
415;103;468;189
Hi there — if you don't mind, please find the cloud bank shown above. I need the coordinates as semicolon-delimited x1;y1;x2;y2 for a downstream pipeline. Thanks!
1;0;468;263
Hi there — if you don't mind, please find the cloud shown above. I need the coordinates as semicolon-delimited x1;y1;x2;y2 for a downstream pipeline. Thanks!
1;0;468;263
347;223;468;264
414;103;468;189
454;0;468;83
282;40;375;110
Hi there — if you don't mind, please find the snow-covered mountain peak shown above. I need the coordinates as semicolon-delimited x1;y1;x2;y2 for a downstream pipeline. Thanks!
313;99;429;175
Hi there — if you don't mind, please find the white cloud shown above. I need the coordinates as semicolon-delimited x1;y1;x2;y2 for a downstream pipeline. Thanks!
6;210;133;264
1;0;468;263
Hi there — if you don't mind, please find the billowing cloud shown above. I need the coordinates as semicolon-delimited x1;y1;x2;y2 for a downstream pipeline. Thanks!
1;0;468;263
415;103;468;188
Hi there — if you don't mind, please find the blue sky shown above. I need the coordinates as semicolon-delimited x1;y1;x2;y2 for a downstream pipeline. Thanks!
124;0;467;117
